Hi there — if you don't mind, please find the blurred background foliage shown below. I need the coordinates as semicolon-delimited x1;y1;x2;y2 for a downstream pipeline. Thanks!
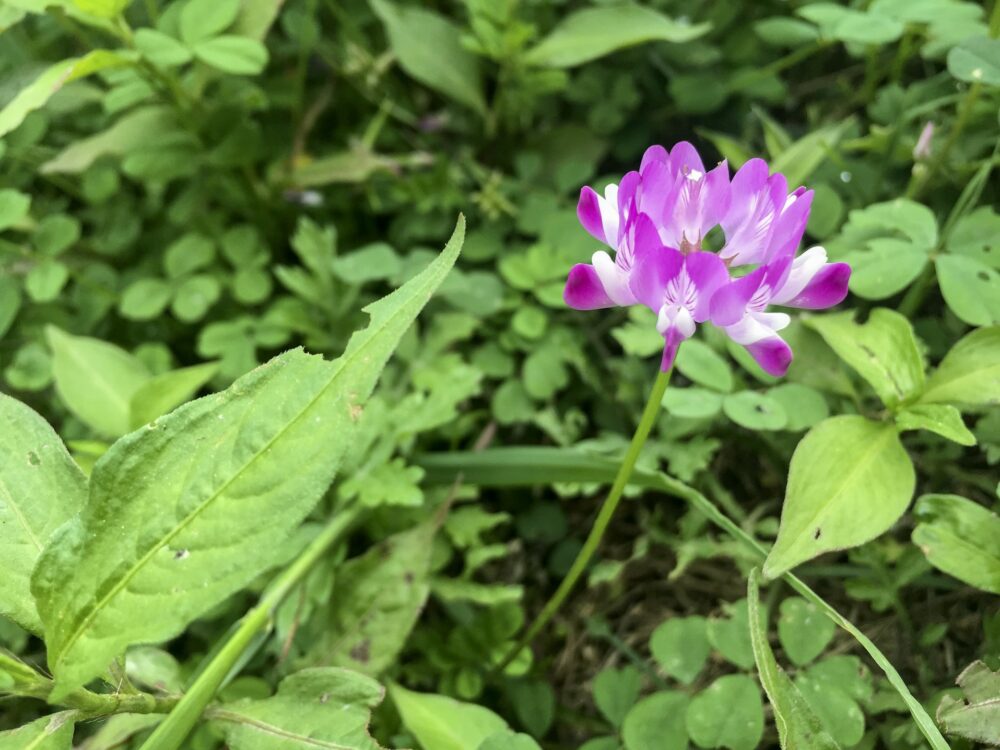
0;0;998;747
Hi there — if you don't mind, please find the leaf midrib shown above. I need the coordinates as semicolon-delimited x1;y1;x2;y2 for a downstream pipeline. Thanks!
210;709;358;749
0;474;43;553
52;268;445;669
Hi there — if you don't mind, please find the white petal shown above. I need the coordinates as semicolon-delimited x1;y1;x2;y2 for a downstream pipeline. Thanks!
771;246;828;304
723;311;790;345
593;250;635;306
599;183;620;246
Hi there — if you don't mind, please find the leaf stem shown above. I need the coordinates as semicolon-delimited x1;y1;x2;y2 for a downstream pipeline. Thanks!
138;505;364;750
496;366;673;670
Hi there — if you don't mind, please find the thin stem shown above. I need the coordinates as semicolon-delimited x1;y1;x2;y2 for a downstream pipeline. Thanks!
496;367;673;670
138;505;364;750
656;474;951;750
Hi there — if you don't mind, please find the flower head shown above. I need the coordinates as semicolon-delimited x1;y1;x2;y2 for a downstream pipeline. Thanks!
564;141;851;377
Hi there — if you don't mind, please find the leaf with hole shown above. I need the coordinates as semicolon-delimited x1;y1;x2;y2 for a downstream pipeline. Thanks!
0;395;86;633
764;416;915;578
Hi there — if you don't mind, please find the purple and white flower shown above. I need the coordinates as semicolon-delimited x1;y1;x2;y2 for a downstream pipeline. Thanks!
564;141;851;377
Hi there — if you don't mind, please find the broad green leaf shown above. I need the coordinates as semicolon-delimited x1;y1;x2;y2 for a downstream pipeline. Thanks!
723;391;788;430
391;683;508;750
73;714;162;750
764;416;915;578
895;404;976;446
134;29;193;67
303;522;435;675
832;11;903;45
913;494;1000;594
0;51;130;138
621;691;689;750
948;206;1000;270
754;17;820;47
676;340;733;392
210;668;385;749
25;260;69;302
806;309;925;409
748;570;842;750
478;732;543;750
38;104;176;174
370;0;486;114
593;665;641;727
71;0;129;17
937;661;1000;745
0;395;87;633
0;712;75;749
234;0;285;39
770;119;852;189
128;362;220;430
920;326;1000;406
649;616;710;685
777;597;835;667
119;278;173;321
828;199;937;299
707;598;756;669
661;386;723;419
0;189;30;230
46;326;151;438
947;36;1000;85
685;674;763;750
936;255;1000;326
180;0;239;45
796;657;870;746
524;3;710;68
32;219;464;699
291;147;393;187
193;36;269;75
331;243;401;284
767;383;829;432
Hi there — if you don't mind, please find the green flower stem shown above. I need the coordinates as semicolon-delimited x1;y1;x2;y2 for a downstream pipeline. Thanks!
496;367;673;671
657;475;951;750
138;504;365;750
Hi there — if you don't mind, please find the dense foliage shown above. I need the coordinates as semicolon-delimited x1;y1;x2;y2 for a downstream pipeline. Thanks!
0;0;998;748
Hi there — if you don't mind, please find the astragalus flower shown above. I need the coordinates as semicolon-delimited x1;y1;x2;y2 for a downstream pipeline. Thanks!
564;141;850;376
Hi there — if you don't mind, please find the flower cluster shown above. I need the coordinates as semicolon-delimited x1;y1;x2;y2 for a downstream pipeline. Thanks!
564;142;851;376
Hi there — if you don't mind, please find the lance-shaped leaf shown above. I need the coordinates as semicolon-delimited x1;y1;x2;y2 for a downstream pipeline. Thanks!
32;218;464;699
391;683;509;750
303;520;436;675
763;415;915;578
209;668;385;749
0;395;87;633
524;3;710;68
0;50;131;138
0;712;75;750
747;569;841;749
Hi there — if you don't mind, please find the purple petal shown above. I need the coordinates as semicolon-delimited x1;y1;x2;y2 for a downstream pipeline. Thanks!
709;266;767;327
564;264;615;310
641;145;669;171
701;160;732;230
631;212;663;258
746;336;793;377
661;326;685;371
766;189;814;261
638;158;673;217
723;158;770;234
684;251;730;322
618;171;641;227
577;187;606;244
669;141;706;176
630;245;683;311
782;262;851;309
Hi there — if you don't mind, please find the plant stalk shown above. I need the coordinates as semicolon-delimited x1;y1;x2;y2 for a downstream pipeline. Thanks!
496;367;673;670
138;505;364;750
